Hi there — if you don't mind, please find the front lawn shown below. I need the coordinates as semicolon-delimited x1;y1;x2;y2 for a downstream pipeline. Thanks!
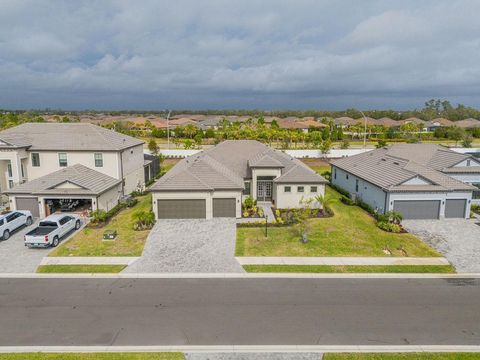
37;265;127;273
49;195;152;257
0;353;183;360
236;187;440;257
243;265;455;273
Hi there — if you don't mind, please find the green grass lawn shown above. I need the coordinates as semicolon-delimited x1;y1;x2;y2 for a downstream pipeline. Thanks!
37;265;127;273
0;353;183;360
236;187;440;257
49;195;152;257
324;354;480;360
243;265;455;273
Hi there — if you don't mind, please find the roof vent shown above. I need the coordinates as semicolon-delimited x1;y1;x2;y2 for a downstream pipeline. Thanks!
393;161;399;165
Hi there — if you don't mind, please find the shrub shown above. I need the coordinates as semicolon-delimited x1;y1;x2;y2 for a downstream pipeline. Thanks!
329;184;351;199
126;198;138;208
355;198;374;215
321;170;331;181
90;210;108;223
243;196;256;210
340;196;355;206
132;210;155;231
377;221;402;233
471;204;480;214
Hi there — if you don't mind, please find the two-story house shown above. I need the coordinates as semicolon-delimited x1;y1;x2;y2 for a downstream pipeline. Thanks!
150;140;328;219
0;123;145;218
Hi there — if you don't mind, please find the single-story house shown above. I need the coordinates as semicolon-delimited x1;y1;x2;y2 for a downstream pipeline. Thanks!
150;140;328;219
6;164;122;218
331;144;480;219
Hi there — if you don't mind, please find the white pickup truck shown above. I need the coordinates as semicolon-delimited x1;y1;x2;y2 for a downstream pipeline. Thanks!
0;211;33;240
24;214;81;248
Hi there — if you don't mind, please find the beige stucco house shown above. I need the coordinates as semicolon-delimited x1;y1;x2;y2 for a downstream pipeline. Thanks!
0;123;146;217
150;140;328;219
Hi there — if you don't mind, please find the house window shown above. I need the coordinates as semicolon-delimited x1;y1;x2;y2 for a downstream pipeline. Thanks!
31;153;40;167
94;153;103;167
7;161;12;177
311;186;317;193
21;163;25;178
243;181;251;195
297;186;304;193
284;186;291;193
58;153;68;167
473;183;480;199
355;179;359;192
8;180;13;189
346;174;349;180
334;168;336;179
467;159;471;166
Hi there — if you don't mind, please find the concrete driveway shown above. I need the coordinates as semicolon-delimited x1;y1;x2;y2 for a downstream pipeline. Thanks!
0;221;52;273
403;218;480;273
125;218;244;273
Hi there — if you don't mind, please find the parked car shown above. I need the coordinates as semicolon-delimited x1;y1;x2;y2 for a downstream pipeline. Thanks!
0;211;33;240
24;214;81;248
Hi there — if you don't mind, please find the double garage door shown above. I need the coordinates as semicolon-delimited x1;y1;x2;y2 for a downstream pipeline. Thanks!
393;199;466;219
157;198;236;219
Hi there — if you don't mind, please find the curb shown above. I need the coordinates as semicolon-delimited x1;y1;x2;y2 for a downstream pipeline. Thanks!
0;272;479;279
1;345;480;353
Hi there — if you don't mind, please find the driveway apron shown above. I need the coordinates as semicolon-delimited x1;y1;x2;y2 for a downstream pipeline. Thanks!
124;218;244;273
403;219;480;273
0;221;52;273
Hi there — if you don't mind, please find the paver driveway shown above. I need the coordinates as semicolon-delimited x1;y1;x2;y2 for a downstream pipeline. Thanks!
125;218;244;273
403;218;480;273
0;220;52;273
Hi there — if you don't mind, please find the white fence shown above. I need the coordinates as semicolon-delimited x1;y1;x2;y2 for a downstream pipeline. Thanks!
154;147;479;159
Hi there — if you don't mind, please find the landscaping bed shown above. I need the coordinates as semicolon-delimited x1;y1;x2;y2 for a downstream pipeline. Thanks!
236;187;440;257
49;194;152;257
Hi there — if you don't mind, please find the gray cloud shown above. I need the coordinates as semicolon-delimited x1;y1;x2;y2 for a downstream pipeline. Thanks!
1;0;480;110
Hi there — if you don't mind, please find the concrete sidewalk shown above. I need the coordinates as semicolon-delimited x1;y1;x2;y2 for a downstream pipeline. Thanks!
236;256;450;266
40;257;139;266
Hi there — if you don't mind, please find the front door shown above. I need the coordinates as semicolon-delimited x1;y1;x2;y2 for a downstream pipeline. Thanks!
257;181;272;201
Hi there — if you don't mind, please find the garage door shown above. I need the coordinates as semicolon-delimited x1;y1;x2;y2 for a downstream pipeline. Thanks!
445;199;466;218
15;197;39;218
157;199;206;219
213;198;236;218
393;200;440;219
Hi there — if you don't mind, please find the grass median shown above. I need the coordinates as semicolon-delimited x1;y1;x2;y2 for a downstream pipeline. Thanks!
243;264;455;273
0;353;184;360
324;353;480;360
37;265;127;273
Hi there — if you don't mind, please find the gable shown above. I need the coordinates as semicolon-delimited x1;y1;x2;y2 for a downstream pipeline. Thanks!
50;181;85;190
399;176;433;186
453;158;480;167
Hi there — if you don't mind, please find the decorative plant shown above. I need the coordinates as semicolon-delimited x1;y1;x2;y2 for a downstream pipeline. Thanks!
132;210;155;231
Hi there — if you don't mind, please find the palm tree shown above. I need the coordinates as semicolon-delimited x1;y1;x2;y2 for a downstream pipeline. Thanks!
315;193;335;215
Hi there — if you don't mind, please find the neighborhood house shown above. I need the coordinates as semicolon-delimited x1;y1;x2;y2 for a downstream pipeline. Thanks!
331;144;480;219
150;140;328;219
1;123;147;218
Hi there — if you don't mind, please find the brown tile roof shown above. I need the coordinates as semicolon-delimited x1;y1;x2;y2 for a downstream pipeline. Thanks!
151;140;327;192
331;144;475;193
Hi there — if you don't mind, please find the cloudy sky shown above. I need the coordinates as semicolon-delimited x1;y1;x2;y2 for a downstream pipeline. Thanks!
1;0;480;110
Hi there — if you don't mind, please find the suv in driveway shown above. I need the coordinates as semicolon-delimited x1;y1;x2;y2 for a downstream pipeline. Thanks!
0;211;33;240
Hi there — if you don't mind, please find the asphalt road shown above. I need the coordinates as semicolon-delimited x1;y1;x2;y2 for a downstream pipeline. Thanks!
1;277;480;346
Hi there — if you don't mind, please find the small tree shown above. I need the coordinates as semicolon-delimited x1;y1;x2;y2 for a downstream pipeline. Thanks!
320;139;332;155
315;193;334;216
462;134;473;148
148;139;159;155
340;139;350;149
376;139;387;148
183;139;194;149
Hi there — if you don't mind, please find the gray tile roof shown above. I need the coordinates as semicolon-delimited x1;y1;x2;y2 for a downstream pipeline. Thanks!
151;140;327;192
0;123;143;151
249;154;285;168
6;164;121;196
331;144;476;193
